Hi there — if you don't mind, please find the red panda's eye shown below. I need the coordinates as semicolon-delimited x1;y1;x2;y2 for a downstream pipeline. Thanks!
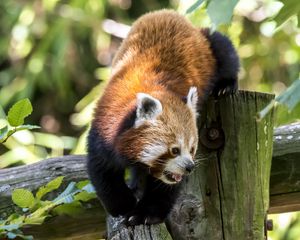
171;147;180;156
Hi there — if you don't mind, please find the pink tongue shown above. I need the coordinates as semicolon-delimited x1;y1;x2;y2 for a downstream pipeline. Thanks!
172;173;182;182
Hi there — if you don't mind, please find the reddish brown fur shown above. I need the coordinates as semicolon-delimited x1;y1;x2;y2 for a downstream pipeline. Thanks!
93;10;215;156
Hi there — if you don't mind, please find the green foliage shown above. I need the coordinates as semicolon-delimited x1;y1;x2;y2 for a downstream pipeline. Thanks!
36;176;64;200
186;0;239;28
186;0;204;14
207;0;239;28
7;99;32;127
258;78;300;120
273;0;300;28
0;177;96;239
0;98;39;144
12;189;35;209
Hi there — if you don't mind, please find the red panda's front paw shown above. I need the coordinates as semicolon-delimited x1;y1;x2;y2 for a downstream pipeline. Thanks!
125;204;168;225
126;213;165;226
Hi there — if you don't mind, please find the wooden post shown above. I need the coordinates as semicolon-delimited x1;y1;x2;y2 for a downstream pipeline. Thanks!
167;91;274;240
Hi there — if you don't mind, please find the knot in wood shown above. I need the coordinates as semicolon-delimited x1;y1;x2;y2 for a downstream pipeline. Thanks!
199;126;224;150
208;128;219;140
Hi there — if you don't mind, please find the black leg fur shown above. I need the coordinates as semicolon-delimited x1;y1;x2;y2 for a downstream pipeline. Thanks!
126;175;182;225
87;126;137;217
202;29;240;96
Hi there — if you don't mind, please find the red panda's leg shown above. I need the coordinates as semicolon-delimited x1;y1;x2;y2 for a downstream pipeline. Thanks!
87;128;137;217
126;175;182;225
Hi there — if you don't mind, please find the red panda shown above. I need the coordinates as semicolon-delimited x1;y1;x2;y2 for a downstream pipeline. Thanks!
87;9;239;225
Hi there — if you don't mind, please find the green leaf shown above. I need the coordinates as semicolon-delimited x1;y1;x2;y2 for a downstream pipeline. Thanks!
276;79;300;110
207;0;239;28
52;201;83;216
258;78;300;120
10;216;25;226
6;214;20;223
0;125;8;140
53;182;79;204
19;235;34;240
12;189;35;209
0;224;20;231
24;216;47;225
186;0;205;14
7;232;17;239
36;176;64;200
16;125;40;131
7;99;33;127
74;191;96;202
273;0;300;28
76;180;90;189
82;183;95;193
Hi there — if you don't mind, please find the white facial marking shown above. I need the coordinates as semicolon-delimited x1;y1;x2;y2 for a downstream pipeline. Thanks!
140;143;167;165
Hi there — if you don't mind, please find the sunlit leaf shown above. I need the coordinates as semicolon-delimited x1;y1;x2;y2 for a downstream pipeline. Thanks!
258;79;300;120
0;125;8;140
53;201;83;216
0;224;20;231
36;176;64;200
207;0;239;27
9;216;25;226
16;125;40;131
53;182;79;204
74;191;96;202
276;79;300;110
7;232;17;239
76;180;90;189
273;0;300;28
7;99;33;127
82;183;95;193
186;0;204;14
12;189;35;209
19;235;34;240
24;216;47;225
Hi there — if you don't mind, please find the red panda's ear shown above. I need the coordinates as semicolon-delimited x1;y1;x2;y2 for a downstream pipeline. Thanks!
135;93;163;127
187;87;198;114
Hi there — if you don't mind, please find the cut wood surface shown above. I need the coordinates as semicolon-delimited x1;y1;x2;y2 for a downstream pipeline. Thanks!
0;93;300;239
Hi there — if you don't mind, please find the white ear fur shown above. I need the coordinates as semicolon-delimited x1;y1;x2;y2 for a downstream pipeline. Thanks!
187;87;198;114
135;93;162;127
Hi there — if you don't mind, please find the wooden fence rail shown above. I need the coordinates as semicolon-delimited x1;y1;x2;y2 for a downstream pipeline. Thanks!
0;91;300;239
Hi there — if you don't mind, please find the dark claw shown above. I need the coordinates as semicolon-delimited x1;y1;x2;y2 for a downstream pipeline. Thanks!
126;215;142;226
144;216;164;225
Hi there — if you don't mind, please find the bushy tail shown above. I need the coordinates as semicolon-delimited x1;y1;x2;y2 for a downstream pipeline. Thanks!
202;28;240;96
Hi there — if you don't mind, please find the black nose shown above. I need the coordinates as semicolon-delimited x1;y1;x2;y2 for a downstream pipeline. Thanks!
185;162;195;173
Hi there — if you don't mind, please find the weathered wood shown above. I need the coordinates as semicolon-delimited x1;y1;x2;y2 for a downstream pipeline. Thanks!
1;96;300;239
269;122;300;214
106;216;172;240
167;91;274;240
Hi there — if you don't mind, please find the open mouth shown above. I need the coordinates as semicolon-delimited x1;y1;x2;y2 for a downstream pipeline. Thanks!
163;171;183;183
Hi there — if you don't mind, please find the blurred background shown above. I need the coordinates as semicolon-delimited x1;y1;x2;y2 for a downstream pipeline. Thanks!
0;0;299;239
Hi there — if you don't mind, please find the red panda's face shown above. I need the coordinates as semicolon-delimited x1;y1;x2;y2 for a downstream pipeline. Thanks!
117;87;199;185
